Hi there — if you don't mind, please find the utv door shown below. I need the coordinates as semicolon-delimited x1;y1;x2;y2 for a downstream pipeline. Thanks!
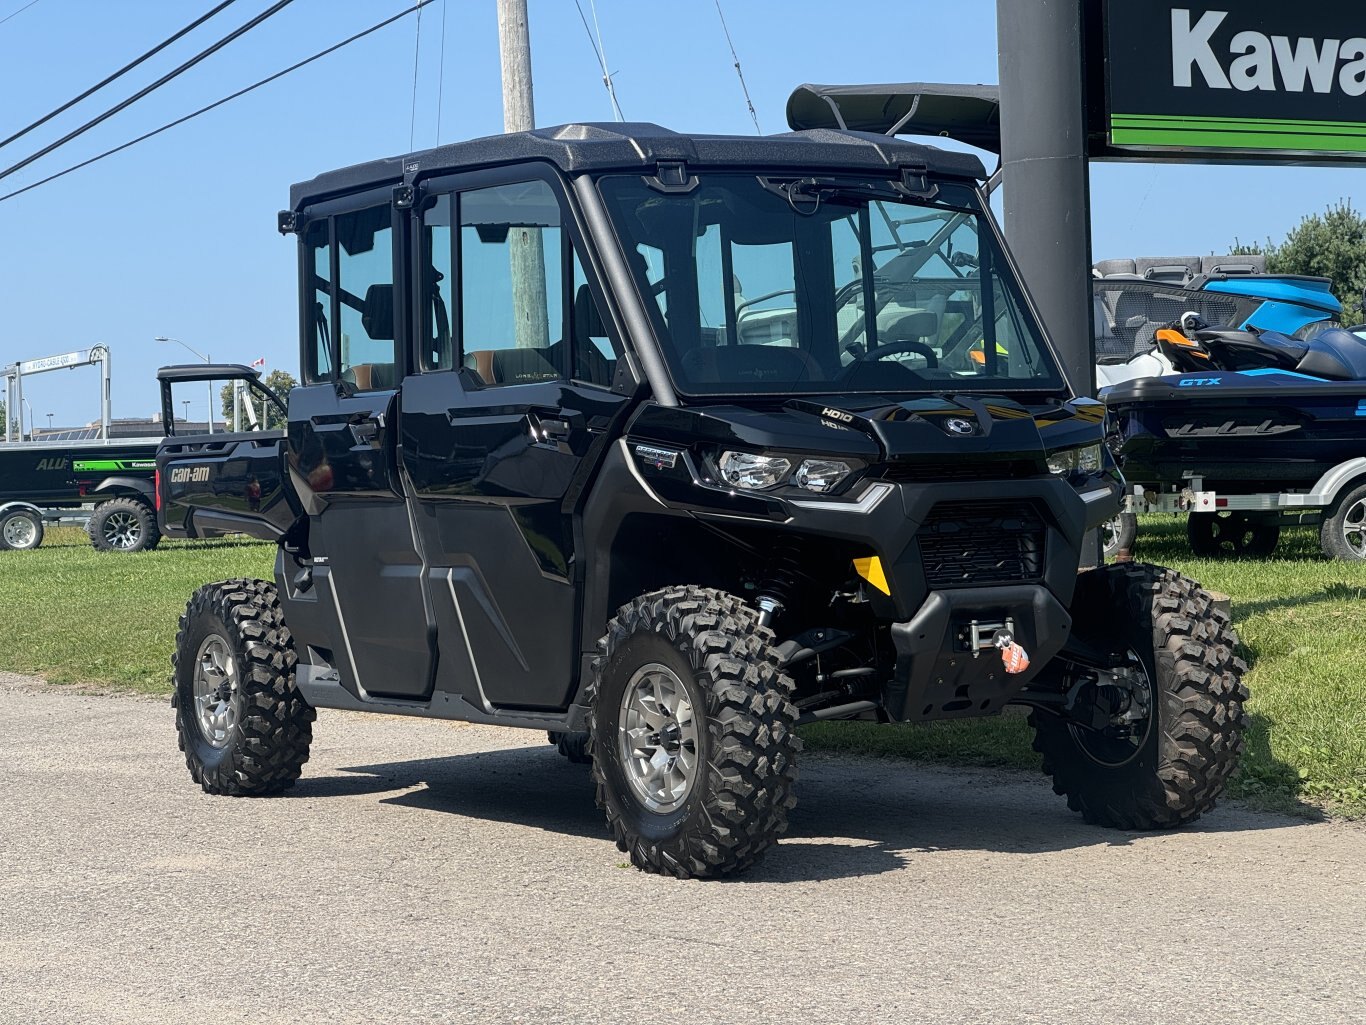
399;172;629;710
291;198;436;700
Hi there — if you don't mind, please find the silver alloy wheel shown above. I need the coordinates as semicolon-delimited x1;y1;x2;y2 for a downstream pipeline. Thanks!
1101;516;1121;557
3;514;38;549
617;662;700;813
193;635;239;749
1340;497;1366;559
102;510;142;550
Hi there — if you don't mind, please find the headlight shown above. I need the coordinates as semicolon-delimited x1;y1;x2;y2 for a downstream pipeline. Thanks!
719;451;792;490
1047;443;1103;476
793;458;852;493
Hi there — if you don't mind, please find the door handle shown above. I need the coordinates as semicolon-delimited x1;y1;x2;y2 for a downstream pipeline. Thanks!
349;419;379;445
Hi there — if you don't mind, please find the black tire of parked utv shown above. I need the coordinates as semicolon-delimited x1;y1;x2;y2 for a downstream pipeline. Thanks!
1030;563;1248;830
0;508;44;551
547;730;592;764
1319;481;1366;562
1101;512;1137;560
586;586;800;879
88;496;161;552
1186;511;1279;558
171;578;315;795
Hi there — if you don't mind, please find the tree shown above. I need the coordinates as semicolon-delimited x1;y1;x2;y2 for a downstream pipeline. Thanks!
219;368;296;430
1232;200;1366;323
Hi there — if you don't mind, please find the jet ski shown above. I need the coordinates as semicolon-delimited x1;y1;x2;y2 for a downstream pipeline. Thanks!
1101;316;1366;559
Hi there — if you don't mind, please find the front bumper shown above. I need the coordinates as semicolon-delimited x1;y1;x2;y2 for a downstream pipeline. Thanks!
885;584;1072;722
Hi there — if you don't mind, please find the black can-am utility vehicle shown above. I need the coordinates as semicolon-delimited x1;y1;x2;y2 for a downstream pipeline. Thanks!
161;124;1247;878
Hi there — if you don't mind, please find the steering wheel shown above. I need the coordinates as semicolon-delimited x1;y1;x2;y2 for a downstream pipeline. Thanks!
848;338;939;367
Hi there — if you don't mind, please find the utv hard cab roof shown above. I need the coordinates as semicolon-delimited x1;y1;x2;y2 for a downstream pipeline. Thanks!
286;122;988;209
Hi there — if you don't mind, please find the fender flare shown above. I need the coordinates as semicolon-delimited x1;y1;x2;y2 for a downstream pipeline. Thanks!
91;476;154;501
1304;458;1366;508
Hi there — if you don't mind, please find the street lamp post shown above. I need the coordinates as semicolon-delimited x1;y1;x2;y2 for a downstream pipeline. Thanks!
46;413;53;431
154;336;213;434
182;399;191;426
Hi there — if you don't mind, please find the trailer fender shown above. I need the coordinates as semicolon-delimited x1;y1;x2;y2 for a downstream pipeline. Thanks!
0;499;45;517
1304;458;1366;508
91;476;155;501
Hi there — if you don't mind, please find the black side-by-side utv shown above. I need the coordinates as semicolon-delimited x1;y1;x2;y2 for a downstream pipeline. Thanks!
159;123;1247;878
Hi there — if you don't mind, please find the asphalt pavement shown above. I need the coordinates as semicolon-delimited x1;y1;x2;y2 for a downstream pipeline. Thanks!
2;671;1363;1025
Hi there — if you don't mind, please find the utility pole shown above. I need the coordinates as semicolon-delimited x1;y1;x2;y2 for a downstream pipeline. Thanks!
497;0;549;350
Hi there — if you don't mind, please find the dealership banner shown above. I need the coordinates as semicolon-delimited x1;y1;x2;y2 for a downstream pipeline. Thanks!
1103;1;1366;159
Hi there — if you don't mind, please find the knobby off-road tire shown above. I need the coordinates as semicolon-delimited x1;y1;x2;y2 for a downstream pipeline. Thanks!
587;586;800;878
1186;510;1279;558
88;496;161;552
171;578;315;795
0;508;44;550
1319;481;1366;561
1031;563;1248;830
547;731;592;764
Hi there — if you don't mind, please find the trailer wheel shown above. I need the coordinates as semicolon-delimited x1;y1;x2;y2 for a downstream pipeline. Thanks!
1320;482;1366;561
1031;563;1247;830
0;508;44;551
1101;512;1137;560
172;578;315;794
88;496;161;552
586;586;799;878
1186;511;1278;558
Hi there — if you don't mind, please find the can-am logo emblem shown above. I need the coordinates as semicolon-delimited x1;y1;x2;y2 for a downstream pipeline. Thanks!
944;418;975;435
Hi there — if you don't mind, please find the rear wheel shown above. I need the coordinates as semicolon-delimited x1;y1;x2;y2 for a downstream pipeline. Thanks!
0;508;44;551
1031;563;1247;829
172;579;315;794
587;586;799;878
1319;482;1366;561
1187;510;1279;557
88;496;161;552
547;730;591;764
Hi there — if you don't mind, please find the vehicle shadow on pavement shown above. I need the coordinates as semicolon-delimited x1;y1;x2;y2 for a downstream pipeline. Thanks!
290;745;1320;882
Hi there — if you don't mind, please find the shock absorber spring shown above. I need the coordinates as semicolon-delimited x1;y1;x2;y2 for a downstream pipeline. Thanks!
756;536;805;627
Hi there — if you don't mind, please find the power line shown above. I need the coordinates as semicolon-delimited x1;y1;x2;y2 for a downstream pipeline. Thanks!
0;0;43;29
408;0;424;151
0;0;298;186
572;0;622;121
0;0;437;205
713;0;760;134
0;0;240;153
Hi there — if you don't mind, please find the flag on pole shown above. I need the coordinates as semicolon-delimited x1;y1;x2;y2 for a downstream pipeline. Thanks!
250;357;266;368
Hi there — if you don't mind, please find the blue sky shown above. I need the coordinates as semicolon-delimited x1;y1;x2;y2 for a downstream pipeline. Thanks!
0;0;1360;428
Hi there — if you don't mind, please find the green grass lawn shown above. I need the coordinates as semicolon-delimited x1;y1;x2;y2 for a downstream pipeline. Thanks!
2;518;1363;816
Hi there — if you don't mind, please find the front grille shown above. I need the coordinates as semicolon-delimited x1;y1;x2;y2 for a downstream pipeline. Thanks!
882;460;1042;483
917;501;1045;588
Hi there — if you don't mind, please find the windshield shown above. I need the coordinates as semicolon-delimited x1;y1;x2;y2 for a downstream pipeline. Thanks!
599;174;1064;396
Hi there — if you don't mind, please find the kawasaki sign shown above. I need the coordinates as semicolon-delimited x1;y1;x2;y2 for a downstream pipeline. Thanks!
1102;1;1366;161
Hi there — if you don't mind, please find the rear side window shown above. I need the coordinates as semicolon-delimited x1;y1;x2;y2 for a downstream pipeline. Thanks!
301;204;398;391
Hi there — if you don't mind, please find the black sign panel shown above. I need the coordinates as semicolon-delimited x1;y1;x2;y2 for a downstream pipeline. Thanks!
1099;0;1366;161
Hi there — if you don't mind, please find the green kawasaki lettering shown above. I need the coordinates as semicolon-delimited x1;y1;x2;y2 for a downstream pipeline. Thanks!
72;459;156;472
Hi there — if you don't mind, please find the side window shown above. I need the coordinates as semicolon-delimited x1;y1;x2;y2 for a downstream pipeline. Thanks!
304;220;333;384
421;194;455;371
335;205;396;391
459;180;567;387
571;253;617;387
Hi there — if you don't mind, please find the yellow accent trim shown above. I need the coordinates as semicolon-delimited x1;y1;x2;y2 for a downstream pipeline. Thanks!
853;556;891;596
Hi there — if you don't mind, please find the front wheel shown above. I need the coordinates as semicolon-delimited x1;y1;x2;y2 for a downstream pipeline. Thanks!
1031;563;1248;829
1101;511;1137;560
0;508;44;550
172;579;315;794
88;496;161;552
1319;482;1366;561
587;586;799;878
